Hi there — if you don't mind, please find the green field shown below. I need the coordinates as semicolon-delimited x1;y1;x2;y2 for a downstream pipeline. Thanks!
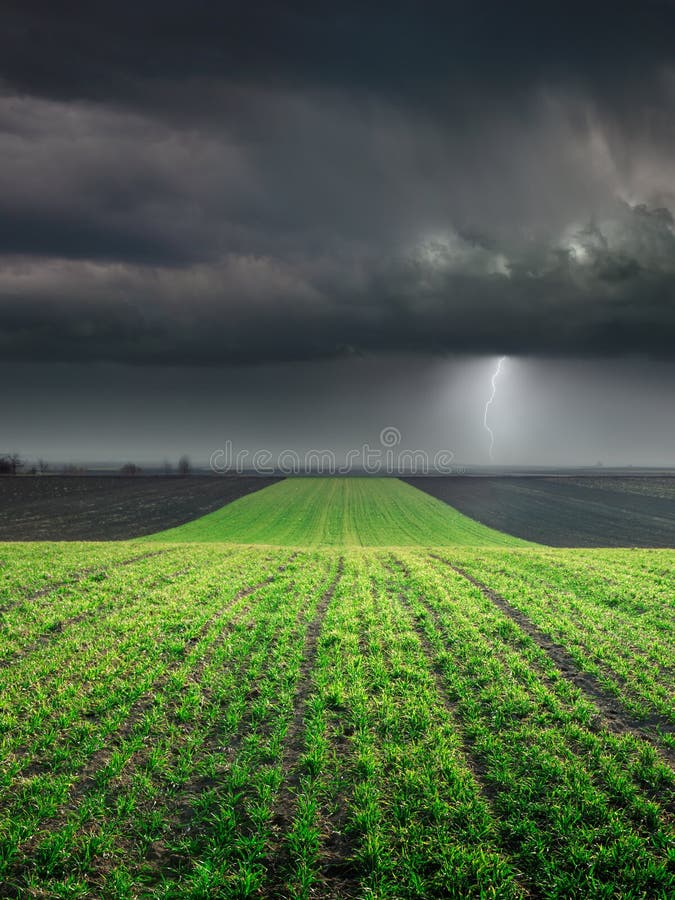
1;478;673;898
147;477;527;546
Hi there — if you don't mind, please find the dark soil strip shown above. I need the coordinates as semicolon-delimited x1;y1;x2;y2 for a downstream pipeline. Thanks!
406;476;675;547
264;558;346;897
306;572;362;900
312;721;362;900
0;475;283;541
1;548;176;614
431;553;675;768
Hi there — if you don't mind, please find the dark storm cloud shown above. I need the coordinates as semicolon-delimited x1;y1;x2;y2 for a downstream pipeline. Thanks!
3;2;674;108
1;1;675;363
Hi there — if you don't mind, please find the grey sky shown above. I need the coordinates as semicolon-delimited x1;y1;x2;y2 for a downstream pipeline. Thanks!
1;2;674;464
3;356;673;467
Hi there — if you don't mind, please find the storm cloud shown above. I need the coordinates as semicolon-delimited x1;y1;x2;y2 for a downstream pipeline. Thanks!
2;1;675;364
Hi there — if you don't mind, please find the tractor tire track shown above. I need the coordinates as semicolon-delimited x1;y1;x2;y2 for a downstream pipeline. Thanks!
312;719;362;900
430;554;675;769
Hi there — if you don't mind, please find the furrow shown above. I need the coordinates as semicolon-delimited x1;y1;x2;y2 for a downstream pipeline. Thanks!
432;553;675;768
394;588;501;805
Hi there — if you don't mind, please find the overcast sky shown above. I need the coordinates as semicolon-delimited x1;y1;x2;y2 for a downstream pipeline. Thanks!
1;2;674;465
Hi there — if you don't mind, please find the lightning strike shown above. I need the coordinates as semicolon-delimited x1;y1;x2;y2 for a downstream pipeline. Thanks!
483;356;506;463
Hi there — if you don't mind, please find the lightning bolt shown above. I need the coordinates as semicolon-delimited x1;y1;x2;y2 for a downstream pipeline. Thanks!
483;356;506;463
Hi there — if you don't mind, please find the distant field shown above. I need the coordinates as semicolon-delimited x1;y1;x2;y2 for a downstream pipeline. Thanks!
0;540;672;897
2;474;673;547
406;475;675;547
551;475;675;500
146;477;527;546
0;476;280;541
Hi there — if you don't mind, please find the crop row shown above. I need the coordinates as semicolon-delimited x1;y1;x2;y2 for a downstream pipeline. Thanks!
0;541;168;609
0;546;298;888
386;551;674;898
1;544;673;897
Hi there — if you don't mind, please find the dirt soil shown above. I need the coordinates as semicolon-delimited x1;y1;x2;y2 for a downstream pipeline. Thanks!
0;476;281;541
405;476;675;547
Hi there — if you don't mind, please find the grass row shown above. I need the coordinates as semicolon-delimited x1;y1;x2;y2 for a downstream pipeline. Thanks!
0;547;294;887
0;539;673;897
9;552;336;898
0;541;161;609
387;551;674;897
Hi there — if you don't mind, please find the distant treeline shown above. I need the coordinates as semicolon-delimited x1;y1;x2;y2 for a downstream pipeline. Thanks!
0;454;193;475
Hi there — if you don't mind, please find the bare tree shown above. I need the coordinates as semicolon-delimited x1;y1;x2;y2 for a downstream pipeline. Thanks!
177;454;192;476
1;453;23;475
0;453;23;475
38;458;49;473
120;462;142;475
